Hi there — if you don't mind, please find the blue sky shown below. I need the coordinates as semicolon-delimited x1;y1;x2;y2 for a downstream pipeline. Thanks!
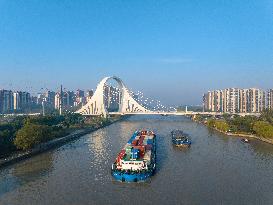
0;0;272;105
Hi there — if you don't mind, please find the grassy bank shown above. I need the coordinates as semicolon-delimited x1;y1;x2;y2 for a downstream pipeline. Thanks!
192;110;273;144
0;113;122;158
0;114;125;168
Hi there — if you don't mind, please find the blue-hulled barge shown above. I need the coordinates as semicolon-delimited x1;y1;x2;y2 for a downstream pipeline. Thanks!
111;130;156;182
171;130;191;147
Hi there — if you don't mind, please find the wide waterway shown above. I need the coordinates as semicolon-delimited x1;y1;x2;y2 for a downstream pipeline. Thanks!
0;115;273;205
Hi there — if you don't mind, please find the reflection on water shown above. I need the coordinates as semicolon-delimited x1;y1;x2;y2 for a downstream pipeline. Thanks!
0;115;273;205
88;130;107;161
0;152;53;196
13;153;54;180
87;129;109;182
249;139;273;157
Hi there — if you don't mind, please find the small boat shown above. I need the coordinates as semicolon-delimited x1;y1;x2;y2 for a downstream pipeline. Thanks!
241;138;250;143
171;130;191;147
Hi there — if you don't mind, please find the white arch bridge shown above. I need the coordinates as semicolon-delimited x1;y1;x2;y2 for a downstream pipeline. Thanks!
76;76;259;117
76;76;150;116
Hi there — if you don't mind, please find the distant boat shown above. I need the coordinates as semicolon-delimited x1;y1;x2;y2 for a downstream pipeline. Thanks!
171;130;191;147
241;138;250;143
161;113;168;116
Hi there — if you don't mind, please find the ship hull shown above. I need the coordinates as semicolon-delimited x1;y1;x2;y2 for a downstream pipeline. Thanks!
112;168;155;182
173;143;191;147
172;140;191;147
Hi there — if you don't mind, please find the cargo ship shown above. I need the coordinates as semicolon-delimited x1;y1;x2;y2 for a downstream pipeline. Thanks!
171;130;191;147
111;130;156;182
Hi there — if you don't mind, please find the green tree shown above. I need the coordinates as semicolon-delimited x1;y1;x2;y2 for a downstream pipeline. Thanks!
215;120;229;132
253;121;273;139
222;113;231;121
227;116;256;133
259;109;273;124
0;124;16;155
207;119;215;128
25;115;65;126
193;114;203;122
14;123;53;150
63;113;83;126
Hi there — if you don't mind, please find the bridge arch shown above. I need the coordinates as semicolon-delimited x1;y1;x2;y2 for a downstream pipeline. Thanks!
76;76;149;116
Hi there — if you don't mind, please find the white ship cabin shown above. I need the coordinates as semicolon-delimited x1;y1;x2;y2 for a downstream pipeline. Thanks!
119;160;147;171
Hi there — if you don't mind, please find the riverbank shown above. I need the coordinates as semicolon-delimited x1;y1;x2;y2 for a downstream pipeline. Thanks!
0;115;127;169
210;126;273;145
192;116;273;145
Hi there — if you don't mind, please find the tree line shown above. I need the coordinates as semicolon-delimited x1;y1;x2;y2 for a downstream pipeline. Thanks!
195;109;273;139
0;114;112;156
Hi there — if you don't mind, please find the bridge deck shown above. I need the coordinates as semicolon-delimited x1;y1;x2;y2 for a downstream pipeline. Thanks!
81;112;260;117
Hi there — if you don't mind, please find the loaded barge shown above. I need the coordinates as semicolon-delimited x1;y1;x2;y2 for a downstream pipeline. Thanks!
171;130;191;147
111;130;156;182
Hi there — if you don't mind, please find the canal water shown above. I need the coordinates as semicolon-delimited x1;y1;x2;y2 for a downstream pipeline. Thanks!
0;115;273;205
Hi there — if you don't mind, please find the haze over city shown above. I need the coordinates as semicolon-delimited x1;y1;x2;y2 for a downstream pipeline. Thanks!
0;0;272;105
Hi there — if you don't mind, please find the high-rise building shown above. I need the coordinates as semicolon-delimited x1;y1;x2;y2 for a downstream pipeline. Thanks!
37;93;45;105
54;92;61;110
44;91;55;106
86;90;94;102
224;88;240;113
110;86;122;111
212;90;222;112
13;91;31;111
248;88;265;113
74;89;86;107
239;89;248;113
203;87;266;113
13;92;21;110
0;90;14;113
104;85;121;111
63;91;75;107
203;92;210;111
267;89;273;110
203;91;214;111
76;89;84;98
31;96;38;105
55;90;75;110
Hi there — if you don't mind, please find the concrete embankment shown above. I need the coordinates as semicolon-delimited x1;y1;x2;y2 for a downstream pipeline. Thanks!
223;131;273;145
0;117;125;169
0;128;94;169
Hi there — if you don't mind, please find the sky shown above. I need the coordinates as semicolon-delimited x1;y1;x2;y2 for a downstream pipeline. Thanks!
0;0;272;105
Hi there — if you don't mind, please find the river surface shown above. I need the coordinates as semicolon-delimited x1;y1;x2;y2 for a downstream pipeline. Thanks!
0;115;273;205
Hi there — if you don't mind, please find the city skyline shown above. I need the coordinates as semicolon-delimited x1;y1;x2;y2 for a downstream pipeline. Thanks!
0;0;273;105
1;80;272;115
203;88;273;113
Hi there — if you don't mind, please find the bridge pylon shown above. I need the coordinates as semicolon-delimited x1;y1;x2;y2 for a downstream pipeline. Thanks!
75;76;150;116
